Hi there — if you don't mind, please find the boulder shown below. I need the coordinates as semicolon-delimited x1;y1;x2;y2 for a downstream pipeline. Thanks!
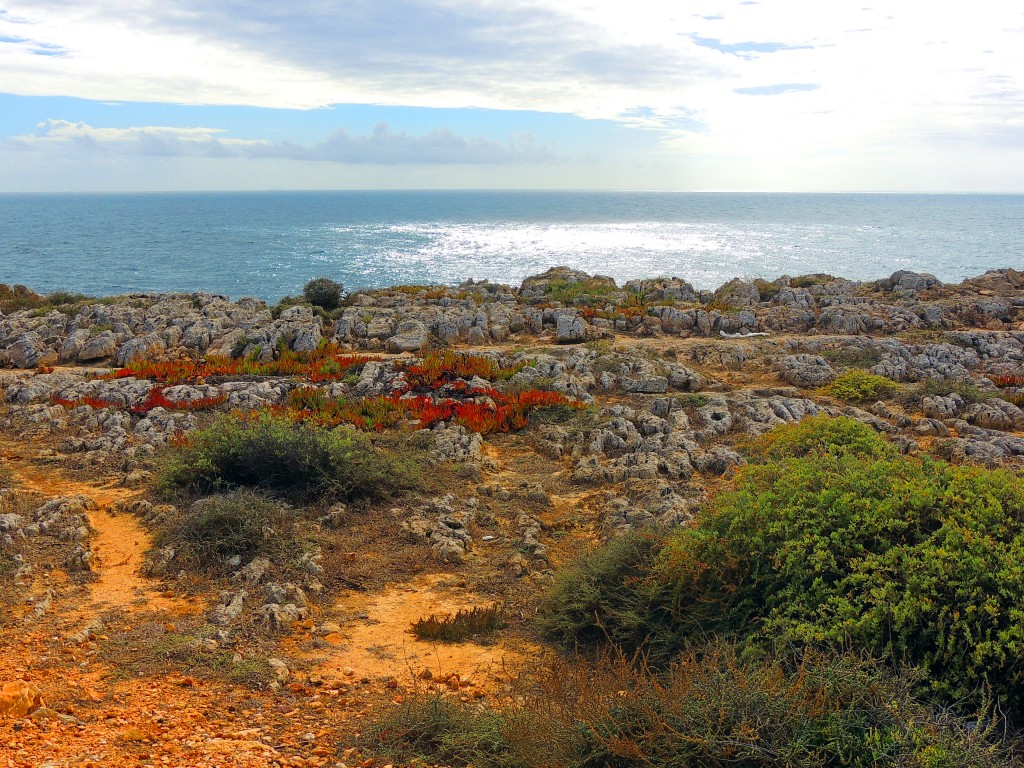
77;330;118;362
555;314;592;344
0;681;45;718
776;354;836;388
7;333;48;368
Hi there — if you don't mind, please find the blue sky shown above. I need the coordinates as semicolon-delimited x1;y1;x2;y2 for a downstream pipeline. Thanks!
0;1;1022;192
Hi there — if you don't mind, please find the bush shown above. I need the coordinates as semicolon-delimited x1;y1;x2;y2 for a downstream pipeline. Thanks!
903;377;992;409
153;490;302;571
303;277;344;310
0;462;12;489
367;644;1015;768
663;449;1024;715
745;414;896;461
157;412;418;502
539;529;675;659
542;417;1024;717
825;369;898;403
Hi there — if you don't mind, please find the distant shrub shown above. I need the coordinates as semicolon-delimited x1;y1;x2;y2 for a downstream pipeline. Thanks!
156;412;418;502
745;414;896;462
367;644;1015;768
303;277;344;310
825;369;897;403
0;462;12;489
918;376;991;404
411;604;505;643
153;490;302;571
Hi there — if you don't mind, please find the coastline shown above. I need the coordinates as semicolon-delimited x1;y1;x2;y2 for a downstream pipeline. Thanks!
3;264;1024;765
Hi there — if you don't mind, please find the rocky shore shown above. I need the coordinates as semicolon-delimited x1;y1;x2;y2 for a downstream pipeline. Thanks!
2;264;1024;767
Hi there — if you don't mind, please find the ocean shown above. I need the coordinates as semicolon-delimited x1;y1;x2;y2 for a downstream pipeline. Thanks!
1;191;1022;301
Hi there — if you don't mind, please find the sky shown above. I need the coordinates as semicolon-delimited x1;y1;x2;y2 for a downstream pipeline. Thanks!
0;1;1022;192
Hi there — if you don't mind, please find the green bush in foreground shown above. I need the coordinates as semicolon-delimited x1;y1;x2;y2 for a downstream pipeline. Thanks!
153;490;303;571
825;369;898;403
368;645;1014;768
157;412;418;502
542;417;1024;718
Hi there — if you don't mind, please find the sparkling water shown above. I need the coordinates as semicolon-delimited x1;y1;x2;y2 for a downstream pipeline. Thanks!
1;191;1022;301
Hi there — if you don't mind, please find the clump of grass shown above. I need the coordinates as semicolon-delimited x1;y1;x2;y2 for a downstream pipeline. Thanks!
411;604;505;642
0;285;99;314
156;412;419;502
543;279;616;306
0;462;12;489
153;490;304;571
366;644;1015;768
817;344;884;368
824;368;897;403
100;623;275;688
672;393;709;409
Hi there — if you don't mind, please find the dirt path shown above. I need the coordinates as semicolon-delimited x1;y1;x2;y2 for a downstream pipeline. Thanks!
300;574;535;691
1;442;194;617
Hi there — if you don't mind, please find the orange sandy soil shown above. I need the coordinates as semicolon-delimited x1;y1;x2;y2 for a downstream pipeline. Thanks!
0;444;539;768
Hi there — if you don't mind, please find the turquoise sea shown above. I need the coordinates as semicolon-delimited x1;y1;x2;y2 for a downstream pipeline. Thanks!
1;191;1022;301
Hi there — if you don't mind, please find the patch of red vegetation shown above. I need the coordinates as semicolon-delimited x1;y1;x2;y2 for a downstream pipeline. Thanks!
990;374;1024;388
106;344;374;385
51;387;227;415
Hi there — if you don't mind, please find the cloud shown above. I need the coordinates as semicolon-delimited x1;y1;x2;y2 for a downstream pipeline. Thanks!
8;119;555;164
1;1;1023;188
734;83;820;96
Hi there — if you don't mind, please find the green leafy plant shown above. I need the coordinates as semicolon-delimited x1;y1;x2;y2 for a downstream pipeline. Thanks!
824;369;898;403
303;277;345;310
156;412;418;502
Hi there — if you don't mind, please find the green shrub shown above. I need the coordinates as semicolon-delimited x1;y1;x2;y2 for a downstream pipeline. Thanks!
538;529;676;659
902;377;992;409
303;277;344;310
157;412;418;502
542;417;1024;717
745;414;896;462
661;451;1024;715
0;462;12;489
367;644;1015;768
153;490;303;571
825;369;898;403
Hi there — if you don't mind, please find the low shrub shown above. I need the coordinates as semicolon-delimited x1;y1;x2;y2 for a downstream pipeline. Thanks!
913;377;991;406
745;414;896;461
824;369;898;403
0;462;12;489
539;529;675;659
367;644;1015;768
411;604;505;642
153;490;303;571
303;277;344;310
542;417;1024;718
156;412;419;502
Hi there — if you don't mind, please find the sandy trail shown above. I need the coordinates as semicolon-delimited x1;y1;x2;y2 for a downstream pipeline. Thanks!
306;574;535;690
1;442;195;617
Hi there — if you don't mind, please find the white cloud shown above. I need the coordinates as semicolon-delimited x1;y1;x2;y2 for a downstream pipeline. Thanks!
8;119;555;164
1;1;1023;188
